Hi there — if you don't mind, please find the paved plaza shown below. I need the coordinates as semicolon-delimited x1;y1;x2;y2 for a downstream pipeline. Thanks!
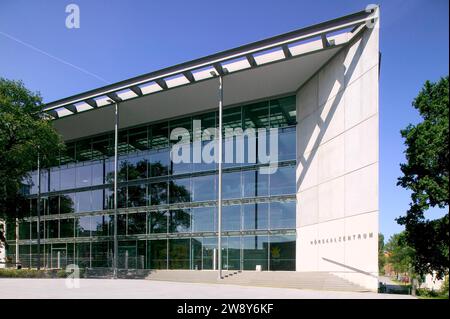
0;279;415;299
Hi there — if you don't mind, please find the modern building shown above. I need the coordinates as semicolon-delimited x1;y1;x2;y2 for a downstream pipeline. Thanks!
5;6;380;290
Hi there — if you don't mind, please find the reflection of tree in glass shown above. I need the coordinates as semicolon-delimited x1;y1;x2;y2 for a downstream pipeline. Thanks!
105;159;169;184
59;195;75;214
128;213;146;234
169;180;190;203
169;210;190;233
169;239;190;269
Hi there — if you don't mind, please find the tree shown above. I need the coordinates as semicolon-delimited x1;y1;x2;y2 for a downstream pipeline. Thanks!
0;78;64;222
397;76;449;279
378;233;386;275
385;232;415;276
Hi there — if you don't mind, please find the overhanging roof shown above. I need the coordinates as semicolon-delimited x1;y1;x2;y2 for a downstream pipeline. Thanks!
44;7;378;141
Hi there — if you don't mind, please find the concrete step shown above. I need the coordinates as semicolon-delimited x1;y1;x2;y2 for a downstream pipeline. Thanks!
145;270;369;292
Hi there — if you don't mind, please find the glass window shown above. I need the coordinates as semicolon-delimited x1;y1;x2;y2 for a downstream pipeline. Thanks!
170;117;192;175
60;193;75;214
76;242;91;268
147;239;167;269
222;171;241;199
91;161;104;186
127;185;147;207
31;221;44;239
104;159;115;184
60;166;76;190
168;209;191;233
270;235;296;270
29;171;38;195
224;236;241;270
60;143;76;165
109;214;127;236
104;188;113;210
192;207;216;233
91;215;110;237
243;235;268;271
117;156;128;182
127;154;148;180
148;211;167;234
149;150;169;177
151;122;169;150
91;189;103;211
244;101;269;129
242;170;269;197
127;212;147;235
202;237;217;270
242;203;269;230
270;165;296;195
150;182;167;205
92;135;112;160
30;198;37;217
269;201;296;229
118;240;137;269
76;140;92;162
40;170;49;193
193;112;217;172
169;178;191;203
59;218;74;238
277;127;296;161
76;164;92;188
222;205;241;231
75;191;91;213
117;186;127;209
46;220;59;238
6;221;16;241
269;96;296;128
169;239;190;269
76;216;91;237
92;241;111;268
19;222;30;240
114;130;128;155
48;196;59;215
191;237;202;270
192;174;216;202
128;127;149;152
49;168;60;191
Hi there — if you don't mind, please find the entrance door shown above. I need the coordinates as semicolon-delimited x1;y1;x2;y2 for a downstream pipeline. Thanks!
51;248;67;269
202;238;217;270
118;243;137;269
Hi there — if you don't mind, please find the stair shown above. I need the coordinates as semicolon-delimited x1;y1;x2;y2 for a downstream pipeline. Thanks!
145;270;369;292
83;268;152;279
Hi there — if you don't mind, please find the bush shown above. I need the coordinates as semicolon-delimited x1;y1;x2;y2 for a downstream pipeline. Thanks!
0;268;49;278
416;277;449;299
439;276;449;298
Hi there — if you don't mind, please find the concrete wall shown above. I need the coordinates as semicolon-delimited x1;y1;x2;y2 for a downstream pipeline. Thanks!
295;18;380;291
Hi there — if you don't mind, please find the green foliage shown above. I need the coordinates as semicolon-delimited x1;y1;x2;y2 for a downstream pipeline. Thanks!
0;78;65;221
397;76;449;279
0;267;86;278
378;233;386;275
0;268;49;278
385;232;415;275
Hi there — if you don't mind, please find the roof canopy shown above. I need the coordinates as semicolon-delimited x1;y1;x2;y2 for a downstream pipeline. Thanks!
44;7;377;141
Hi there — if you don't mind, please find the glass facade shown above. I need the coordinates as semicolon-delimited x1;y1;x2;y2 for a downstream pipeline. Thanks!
10;95;297;271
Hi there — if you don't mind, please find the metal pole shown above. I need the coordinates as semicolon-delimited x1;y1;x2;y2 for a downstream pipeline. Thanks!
217;75;223;280
15;218;19;266
113;102;119;279
36;151;41;270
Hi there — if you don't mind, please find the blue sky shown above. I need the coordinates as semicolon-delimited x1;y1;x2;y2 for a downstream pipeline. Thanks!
1;0;448;241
